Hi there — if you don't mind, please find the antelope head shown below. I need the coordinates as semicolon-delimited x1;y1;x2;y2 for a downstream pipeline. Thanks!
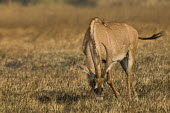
78;43;115;101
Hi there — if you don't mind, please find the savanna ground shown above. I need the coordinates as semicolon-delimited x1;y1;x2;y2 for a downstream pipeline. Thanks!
0;3;169;113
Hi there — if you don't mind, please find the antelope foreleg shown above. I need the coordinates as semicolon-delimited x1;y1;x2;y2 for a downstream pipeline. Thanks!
107;69;120;98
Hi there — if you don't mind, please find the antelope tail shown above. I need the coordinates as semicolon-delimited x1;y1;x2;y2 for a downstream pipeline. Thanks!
138;31;163;40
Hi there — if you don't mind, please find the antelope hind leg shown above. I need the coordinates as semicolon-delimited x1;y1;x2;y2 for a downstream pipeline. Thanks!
120;51;138;100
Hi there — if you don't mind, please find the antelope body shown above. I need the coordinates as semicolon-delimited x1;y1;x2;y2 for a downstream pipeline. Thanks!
79;17;162;100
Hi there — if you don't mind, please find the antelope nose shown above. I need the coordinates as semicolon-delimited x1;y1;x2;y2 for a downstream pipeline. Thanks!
95;95;104;101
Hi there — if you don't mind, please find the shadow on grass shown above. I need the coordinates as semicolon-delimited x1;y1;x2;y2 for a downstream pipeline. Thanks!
137;79;170;98
4;60;23;68
31;90;90;104
56;92;89;104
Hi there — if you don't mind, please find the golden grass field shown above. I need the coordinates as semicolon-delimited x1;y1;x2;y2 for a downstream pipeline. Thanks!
0;3;169;113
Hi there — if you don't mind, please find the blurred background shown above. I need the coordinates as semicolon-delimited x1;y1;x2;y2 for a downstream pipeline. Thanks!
0;0;170;6
0;0;169;50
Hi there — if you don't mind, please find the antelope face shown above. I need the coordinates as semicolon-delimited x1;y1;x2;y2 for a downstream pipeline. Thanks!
78;65;106;100
78;41;115;101
93;78;105;101
89;77;105;101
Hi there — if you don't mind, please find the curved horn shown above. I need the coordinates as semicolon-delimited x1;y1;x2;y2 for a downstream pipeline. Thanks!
101;43;116;78
101;43;109;78
89;18;103;78
101;43;115;78
89;42;101;78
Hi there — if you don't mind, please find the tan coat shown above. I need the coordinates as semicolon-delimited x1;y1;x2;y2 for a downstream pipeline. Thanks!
79;17;162;100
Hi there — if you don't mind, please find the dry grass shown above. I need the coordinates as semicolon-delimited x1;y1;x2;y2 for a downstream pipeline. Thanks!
0;4;169;113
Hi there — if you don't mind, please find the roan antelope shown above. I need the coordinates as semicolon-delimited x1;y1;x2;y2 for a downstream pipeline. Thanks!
78;17;162;101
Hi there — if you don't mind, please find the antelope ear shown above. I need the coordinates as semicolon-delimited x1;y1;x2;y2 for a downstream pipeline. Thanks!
77;64;90;75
